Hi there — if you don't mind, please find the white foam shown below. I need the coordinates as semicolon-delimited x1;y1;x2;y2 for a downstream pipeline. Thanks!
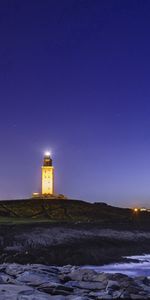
82;254;150;277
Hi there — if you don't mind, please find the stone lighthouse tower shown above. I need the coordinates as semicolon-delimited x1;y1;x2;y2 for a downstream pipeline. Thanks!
32;151;66;199
41;152;54;195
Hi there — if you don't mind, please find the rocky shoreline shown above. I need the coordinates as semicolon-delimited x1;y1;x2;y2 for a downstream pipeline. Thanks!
0;221;150;298
0;263;149;299
1;223;150;266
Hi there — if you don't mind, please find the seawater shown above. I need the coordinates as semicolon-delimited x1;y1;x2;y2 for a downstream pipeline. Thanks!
83;255;150;277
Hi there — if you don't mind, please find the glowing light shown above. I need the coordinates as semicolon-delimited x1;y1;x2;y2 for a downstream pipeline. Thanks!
133;208;139;213
45;151;51;156
140;208;147;212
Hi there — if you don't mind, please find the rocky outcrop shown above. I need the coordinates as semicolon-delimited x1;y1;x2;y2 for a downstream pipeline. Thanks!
0;263;149;299
1;223;150;266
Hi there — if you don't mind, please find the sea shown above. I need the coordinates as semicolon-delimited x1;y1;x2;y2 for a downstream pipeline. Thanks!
83;255;150;277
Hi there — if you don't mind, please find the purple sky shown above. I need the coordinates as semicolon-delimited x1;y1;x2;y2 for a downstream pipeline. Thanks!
1;0;150;207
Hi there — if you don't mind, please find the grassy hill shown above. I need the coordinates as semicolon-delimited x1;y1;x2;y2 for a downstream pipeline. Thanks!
0;198;148;228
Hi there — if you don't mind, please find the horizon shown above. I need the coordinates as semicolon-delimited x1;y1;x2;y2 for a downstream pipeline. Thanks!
1;1;150;207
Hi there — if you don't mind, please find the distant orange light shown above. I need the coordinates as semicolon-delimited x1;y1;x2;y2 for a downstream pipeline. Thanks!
133;208;138;213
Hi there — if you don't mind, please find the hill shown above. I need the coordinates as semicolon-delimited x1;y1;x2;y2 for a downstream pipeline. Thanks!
0;198;130;223
0;198;148;229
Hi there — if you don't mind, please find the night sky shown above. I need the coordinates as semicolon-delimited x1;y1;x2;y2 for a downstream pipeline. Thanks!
1;0;150;207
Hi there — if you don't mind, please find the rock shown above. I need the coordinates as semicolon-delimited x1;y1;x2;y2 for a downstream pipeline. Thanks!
65;280;106;290
0;284;34;300
66;296;89;300
92;272;111;282
106;280;120;291
0;281;64;299
126;285;142;294
135;276;150;286
112;290;126;298
17;271;55;286
89;291;109;298
0;263;149;299
60;269;98;282
138;290;149;295
95;294;112;299
0;273;16;284
38;282;73;296
47;297;65;300
5;263;27;276
18;289;64;299
60;265;76;274
119;290;131;298
31;265;59;276
130;294;147;299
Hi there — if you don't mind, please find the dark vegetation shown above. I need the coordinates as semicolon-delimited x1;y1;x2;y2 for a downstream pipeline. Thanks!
0;198;127;222
0;198;148;228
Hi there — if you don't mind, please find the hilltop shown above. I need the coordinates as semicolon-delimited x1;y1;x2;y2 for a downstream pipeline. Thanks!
0;198;136;225
0;198;148;229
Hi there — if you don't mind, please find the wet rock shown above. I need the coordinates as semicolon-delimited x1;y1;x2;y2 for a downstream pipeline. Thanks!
89;290;109;298
65;280;106;290
31;265;59;276
118;289;131;298
0;273;16;284
106;280;120;291
60;269;98;282
66;297;89;300
134;275;150;286
60;265;77;274
0;263;148;299
38;282;73;296
95;294;112;299
47;297;66;300
17;270;55;286
0;284;34;300
130;294;147;299
18;289;65;299
5;263;27;276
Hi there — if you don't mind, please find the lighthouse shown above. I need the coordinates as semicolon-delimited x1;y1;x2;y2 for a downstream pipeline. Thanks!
41;152;54;195
32;152;66;199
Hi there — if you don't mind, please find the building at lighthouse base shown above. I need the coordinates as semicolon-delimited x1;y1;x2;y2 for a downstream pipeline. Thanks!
32;192;67;199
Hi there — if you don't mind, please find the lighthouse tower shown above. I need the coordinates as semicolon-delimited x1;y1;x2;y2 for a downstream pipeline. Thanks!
32;151;67;199
41;152;54;195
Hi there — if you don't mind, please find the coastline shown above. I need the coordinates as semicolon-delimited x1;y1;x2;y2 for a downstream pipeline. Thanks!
0;262;149;299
